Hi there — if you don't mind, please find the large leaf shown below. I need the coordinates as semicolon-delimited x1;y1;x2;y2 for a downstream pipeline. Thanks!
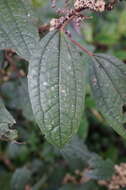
0;0;39;61
89;54;126;138
0;98;17;141
28;31;86;148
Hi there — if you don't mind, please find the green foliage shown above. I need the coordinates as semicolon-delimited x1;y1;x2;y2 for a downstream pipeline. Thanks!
0;0;39;60
86;155;114;180
0;173;11;190
28;31;86;148
118;10;126;36
0;1;126;189
94;22;120;46
59;181;99;190
0;98;17;141
78;116;89;140
61;136;114;180
1;78;34;121
89;54;126;139
11;167;31;190
0;0;126;147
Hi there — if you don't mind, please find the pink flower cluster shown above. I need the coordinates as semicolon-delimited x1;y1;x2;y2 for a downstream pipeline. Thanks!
74;0;105;12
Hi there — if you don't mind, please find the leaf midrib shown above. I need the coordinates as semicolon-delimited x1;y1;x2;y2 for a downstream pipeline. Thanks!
91;57;119;122
65;38;77;134
57;32;62;146
95;56;125;103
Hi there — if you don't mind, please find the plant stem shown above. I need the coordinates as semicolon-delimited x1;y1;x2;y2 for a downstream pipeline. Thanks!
64;31;94;56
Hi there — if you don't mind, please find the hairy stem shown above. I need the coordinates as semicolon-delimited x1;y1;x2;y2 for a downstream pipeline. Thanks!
64;31;94;56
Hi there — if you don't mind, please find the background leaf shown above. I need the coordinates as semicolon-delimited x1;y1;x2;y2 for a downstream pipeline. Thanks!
1;78;34;121
0;98;17;141
59;181;99;190
61;136;114;180
86;155;114;180
11;167;31;190
0;0;39;60
61;136;91;163
89;53;126;139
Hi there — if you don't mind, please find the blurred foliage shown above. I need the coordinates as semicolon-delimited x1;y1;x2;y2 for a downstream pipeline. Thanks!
0;0;126;189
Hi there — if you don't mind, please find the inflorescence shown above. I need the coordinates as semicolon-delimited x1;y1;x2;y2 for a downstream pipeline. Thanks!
50;0;105;31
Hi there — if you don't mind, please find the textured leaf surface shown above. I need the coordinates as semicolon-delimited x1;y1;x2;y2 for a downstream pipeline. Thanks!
0;98;17;141
1;78;34;121
89;54;126;138
61;136;91;162
0;0;39;60
28;31;86;148
11;167;31;190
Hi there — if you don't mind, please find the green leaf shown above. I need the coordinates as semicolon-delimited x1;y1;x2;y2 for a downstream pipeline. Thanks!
0;98;17;141
11;167;31;190
114;49;126;60
31;0;45;7
89;53;126;139
28;31;86;148
118;10;126;36
1;78;34;121
61;136;91;162
78;116;89;140
61;136;114;180
94;22;119;46
86;155;114;180
0;0;39;61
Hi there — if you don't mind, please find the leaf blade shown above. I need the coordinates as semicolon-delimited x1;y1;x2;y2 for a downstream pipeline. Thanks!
28;31;86;148
89;53;126;138
0;0;39;60
0;98;17;141
1;78;34;121
61;136;114;180
11;167;31;190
